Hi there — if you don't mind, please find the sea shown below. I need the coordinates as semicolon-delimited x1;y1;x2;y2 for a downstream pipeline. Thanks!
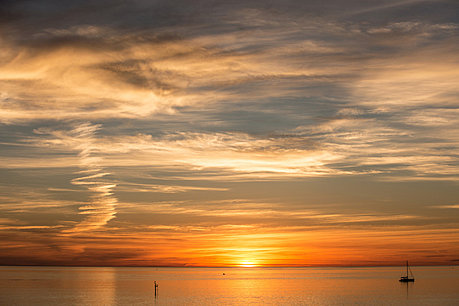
0;266;458;305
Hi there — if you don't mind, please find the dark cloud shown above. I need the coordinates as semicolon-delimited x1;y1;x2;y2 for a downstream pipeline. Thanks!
3;0;458;35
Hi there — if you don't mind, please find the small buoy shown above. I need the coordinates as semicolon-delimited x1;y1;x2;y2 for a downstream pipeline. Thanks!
222;273;226;275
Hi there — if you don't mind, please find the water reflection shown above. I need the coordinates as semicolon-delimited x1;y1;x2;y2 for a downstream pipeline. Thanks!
0;266;458;305
73;267;116;305
400;281;415;300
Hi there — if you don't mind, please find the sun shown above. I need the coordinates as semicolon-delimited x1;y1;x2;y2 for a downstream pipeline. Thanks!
239;260;257;267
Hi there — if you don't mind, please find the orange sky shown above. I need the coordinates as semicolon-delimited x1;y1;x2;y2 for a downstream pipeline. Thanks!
0;0;458;267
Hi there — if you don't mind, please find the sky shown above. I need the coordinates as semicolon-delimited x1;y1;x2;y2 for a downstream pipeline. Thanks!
0;0;458;267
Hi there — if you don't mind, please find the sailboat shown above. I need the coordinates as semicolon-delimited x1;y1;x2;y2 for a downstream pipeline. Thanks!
399;261;415;282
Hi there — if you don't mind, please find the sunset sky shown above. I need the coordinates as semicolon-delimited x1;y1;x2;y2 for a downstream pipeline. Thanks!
1;0;458;267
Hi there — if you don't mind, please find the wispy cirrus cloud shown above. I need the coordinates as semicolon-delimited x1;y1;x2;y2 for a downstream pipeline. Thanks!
32;123;118;233
432;204;459;209
66;123;117;233
4;119;458;181
116;182;228;193
1;11;457;180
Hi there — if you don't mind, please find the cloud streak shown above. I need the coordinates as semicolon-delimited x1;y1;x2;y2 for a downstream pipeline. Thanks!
34;123;118;233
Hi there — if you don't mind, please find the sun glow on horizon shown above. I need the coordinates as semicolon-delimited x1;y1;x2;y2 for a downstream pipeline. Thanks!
238;260;258;268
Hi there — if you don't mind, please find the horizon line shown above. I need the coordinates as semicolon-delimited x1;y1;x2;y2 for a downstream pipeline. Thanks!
1;263;457;268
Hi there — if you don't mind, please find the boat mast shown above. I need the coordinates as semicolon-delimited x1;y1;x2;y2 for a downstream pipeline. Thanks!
406;261;408;277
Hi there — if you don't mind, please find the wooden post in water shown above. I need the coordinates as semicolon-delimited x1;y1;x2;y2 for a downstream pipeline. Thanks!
154;281;158;297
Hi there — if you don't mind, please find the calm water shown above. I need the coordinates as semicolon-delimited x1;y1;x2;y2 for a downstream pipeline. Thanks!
1;266;458;305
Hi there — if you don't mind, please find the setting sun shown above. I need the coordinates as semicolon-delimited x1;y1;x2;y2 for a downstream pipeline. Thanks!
239;261;257;268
